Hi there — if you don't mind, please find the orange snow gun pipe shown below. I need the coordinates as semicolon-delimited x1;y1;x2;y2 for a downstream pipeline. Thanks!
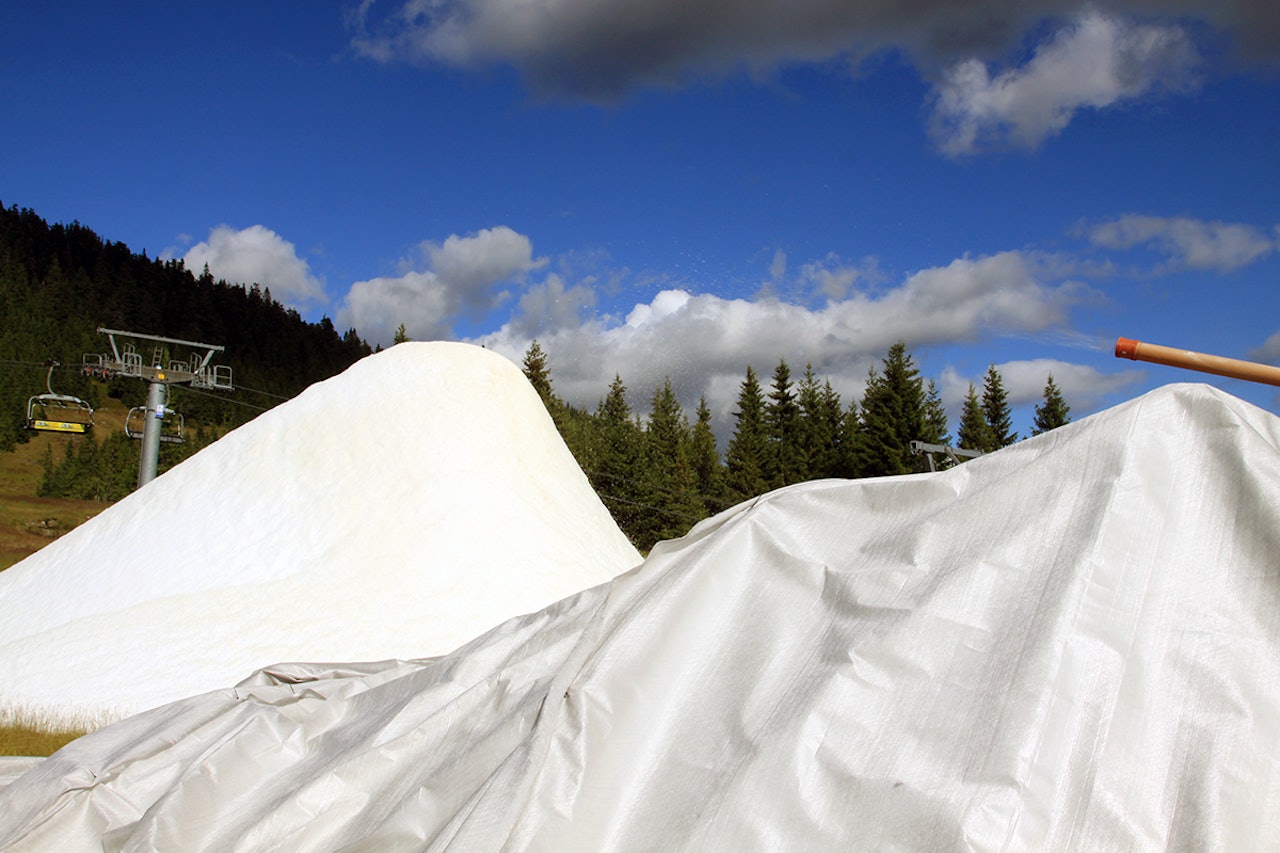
1115;337;1280;387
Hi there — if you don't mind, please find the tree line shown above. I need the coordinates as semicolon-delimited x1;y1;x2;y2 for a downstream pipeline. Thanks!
36;426;223;503
522;340;1071;551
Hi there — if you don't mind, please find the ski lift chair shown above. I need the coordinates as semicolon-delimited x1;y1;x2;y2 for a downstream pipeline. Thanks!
125;406;185;444
26;361;94;434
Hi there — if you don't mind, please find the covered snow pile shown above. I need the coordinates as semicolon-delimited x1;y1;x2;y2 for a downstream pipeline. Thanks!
3;383;1280;850
0;342;640;732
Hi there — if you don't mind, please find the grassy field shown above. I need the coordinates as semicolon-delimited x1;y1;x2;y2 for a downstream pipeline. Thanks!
0;401;129;571
0;405;130;756
0;723;87;757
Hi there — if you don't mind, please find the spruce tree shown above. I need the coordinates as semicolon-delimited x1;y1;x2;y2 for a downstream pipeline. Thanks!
641;378;703;546
725;366;769;501
1032;374;1071;435
957;383;996;452
36;444;57;497
521;340;555;408
921;379;951;445
855;341;926;477
817;379;848;479
592;375;645;543
836;397;861;478
764;358;804;488
690;396;725;510
521;339;572;437
796;365;827;480
981;364;1017;447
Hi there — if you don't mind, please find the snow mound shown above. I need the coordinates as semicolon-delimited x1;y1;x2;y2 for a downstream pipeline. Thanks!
4;382;1280;850
0;342;640;731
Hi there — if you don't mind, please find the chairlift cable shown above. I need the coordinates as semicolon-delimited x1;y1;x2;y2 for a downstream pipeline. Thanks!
227;383;292;402
178;385;270;412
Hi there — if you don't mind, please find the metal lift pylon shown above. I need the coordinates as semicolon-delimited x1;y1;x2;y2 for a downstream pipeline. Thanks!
909;440;983;472
85;328;234;487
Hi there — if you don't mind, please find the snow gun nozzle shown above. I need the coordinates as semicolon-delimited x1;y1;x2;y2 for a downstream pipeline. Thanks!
1114;337;1140;360
1114;336;1280;387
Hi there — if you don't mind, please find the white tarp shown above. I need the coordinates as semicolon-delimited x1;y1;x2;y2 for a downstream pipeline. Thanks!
2;383;1279;850
0;342;640;732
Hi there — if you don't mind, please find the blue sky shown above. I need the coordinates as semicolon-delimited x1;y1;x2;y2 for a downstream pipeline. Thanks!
3;0;1278;440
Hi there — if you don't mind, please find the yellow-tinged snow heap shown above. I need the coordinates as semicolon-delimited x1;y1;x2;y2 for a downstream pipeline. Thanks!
0;342;640;733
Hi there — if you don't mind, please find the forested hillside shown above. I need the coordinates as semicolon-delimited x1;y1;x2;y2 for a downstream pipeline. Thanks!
0;203;373;459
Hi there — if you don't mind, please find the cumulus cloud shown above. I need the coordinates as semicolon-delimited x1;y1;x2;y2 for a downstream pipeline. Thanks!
929;11;1201;155
798;254;871;301
1248;330;1280;364
1086;215;1278;272
939;359;1142;412
183;225;326;307
426;226;546;309
336;226;543;345
474;249;1090;434
510;273;598;337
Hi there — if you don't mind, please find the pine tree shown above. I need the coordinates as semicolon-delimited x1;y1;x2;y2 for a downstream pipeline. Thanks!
690;396;725;511
1032;374;1071;435
981;364;1017;448
855;341;926;476
521;338;578;442
725;366;769;501
36;444;56;496
641;378;704;547
817;379;848;479
646;379;687;457
836;397;861;478
957;383;996;452
764;358;804;488
593;375;645;543
553;402;598;478
393;323;410;344
796;365;825;480
921;379;951;445
521;340;556;409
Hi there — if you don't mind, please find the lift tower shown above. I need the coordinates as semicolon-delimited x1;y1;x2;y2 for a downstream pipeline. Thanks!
85;328;234;487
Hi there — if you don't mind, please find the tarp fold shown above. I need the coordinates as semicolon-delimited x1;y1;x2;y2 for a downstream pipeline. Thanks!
2;384;1279;851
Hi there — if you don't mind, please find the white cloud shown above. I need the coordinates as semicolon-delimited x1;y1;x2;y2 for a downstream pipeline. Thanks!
183;225;326;307
769;249;787;283
1008;358;1144;410
940;359;1142;410
510;273;598;337
1249;331;1280;364
1087;215;1278;272
338;271;453;343
798;254;866;301
474;249;1089;436
426;226;546;309
929;11;1201;155
337;226;543;345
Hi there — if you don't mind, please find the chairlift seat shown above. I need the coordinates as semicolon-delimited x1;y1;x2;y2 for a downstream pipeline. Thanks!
27;394;94;434
125;406;185;444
